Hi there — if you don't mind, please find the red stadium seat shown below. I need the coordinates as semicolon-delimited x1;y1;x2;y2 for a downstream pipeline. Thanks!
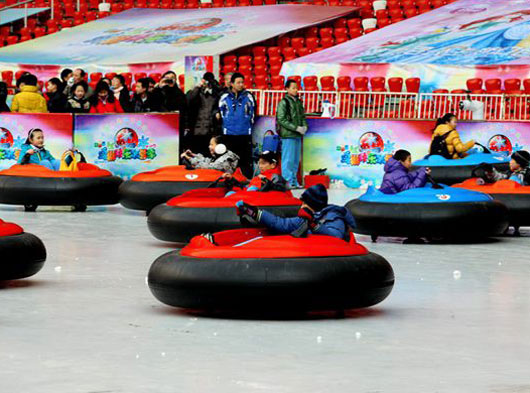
149;73;162;82
252;46;267;57
105;72;117;80
305;26;319;38
523;79;530;94
238;56;253;67
6;36;18;45
305;37;319;51
296;47;311;57
222;64;237;74
405;77;420;92
278;36;290;48
288;75;302;87
354;76;369;91
90;72;102;82
61;19;74;28
432;0;445;7
281;47;296;58
387;0;401;9
388;77;403;92
254;74;269;88
34;27;46;37
223;55;237;65
370;77;386;90
335;36;349;45
303;76;318;90
268;56;283;67
238;65;252;74
320;76;335;90
337;76;351;91
20;35;32;42
47;26;59;34
333;18;347;28
389;8;404;18
401;0;415;7
267;47;281;58
347;18;362;29
504;79;521;91
1;71;14;87
254;65;268;76
364;28;378;34
254;56;268;67
349;27;363;38
404;8;419;18
321;36;335;48
485;78;502;92
375;9;389;19
319;27;333;38
291;37;305;51
378;18;392;28
466;78;483;91
269;65;282;76
270;75;285;89
334;27;349;38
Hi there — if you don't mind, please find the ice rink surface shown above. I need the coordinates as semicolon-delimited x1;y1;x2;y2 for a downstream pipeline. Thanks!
1;190;529;393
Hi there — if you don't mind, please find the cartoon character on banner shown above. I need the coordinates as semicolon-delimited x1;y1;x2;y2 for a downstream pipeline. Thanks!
115;128;139;148
0;127;14;148
359;132;385;152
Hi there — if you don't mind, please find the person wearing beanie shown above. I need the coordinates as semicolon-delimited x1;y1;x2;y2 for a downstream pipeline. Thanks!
236;184;356;240
474;150;530;186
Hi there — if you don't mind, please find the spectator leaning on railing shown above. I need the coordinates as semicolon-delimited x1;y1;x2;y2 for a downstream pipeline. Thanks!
276;79;307;189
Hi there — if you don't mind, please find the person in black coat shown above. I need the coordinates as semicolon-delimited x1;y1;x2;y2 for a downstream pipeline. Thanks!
131;78;162;113
44;78;68;113
0;82;10;112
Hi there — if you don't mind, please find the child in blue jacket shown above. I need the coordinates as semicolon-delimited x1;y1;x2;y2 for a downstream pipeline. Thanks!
18;128;60;170
236;184;355;240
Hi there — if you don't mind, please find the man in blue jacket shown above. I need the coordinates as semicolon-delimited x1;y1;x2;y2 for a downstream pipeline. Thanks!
218;73;256;136
236;184;356;240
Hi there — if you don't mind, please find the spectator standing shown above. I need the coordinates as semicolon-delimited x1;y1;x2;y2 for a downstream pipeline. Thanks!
276;79;307;188
187;72;221;135
111;75;131;112
11;74;48;113
60;68;73;95
65;68;93;98
44;78;68;113
66;82;91;113
221;72;233;95
89;81;124;114
218;72;255;136
0;82;10;112
131;78;162;113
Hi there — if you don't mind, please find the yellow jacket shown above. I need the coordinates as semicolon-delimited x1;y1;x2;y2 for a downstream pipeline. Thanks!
432;124;474;159
11;85;48;113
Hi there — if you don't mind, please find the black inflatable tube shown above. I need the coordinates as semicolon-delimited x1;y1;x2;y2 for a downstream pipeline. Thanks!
0;175;123;206
0;233;47;280
411;162;510;185
346;199;509;238
147;204;300;243
119;180;212;211
148;250;394;312
489;193;530;227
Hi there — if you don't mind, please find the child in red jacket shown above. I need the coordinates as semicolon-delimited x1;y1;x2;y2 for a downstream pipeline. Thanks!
89;81;124;114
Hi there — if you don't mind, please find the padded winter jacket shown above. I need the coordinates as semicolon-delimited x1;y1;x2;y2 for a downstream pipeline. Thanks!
259;205;356;240
188;150;240;174
379;157;428;194
432;124;474;159
11;86;48;113
276;94;307;139
18;144;56;164
219;90;256;136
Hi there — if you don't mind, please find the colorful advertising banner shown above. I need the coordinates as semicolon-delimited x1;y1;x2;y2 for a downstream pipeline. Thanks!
254;116;530;189
282;0;530;92
184;55;218;92
0;6;355;79
0;113;73;170
73;113;179;179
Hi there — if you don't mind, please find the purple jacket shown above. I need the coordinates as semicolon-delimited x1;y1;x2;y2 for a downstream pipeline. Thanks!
379;157;428;194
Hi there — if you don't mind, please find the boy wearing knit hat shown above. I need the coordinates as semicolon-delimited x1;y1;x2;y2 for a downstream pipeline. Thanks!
236;184;356;240
475;150;530;186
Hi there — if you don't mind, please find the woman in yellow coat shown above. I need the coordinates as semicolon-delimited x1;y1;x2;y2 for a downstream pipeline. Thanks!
431;113;474;159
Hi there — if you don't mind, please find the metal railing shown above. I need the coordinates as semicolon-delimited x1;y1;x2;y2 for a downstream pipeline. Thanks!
249;90;530;122
0;0;36;27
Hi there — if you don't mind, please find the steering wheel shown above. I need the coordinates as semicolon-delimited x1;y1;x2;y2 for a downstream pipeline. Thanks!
427;174;443;189
208;175;244;190
181;156;195;170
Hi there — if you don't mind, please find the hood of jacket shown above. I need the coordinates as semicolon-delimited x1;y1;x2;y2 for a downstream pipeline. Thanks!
384;157;408;174
316;205;356;228
21;85;39;93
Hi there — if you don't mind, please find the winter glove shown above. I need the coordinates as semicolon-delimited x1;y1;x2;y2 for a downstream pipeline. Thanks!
236;200;262;226
201;233;216;244
290;207;315;238
295;126;308;135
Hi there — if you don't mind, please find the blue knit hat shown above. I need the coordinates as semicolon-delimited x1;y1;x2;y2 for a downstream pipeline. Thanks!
301;184;328;211
512;150;530;168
